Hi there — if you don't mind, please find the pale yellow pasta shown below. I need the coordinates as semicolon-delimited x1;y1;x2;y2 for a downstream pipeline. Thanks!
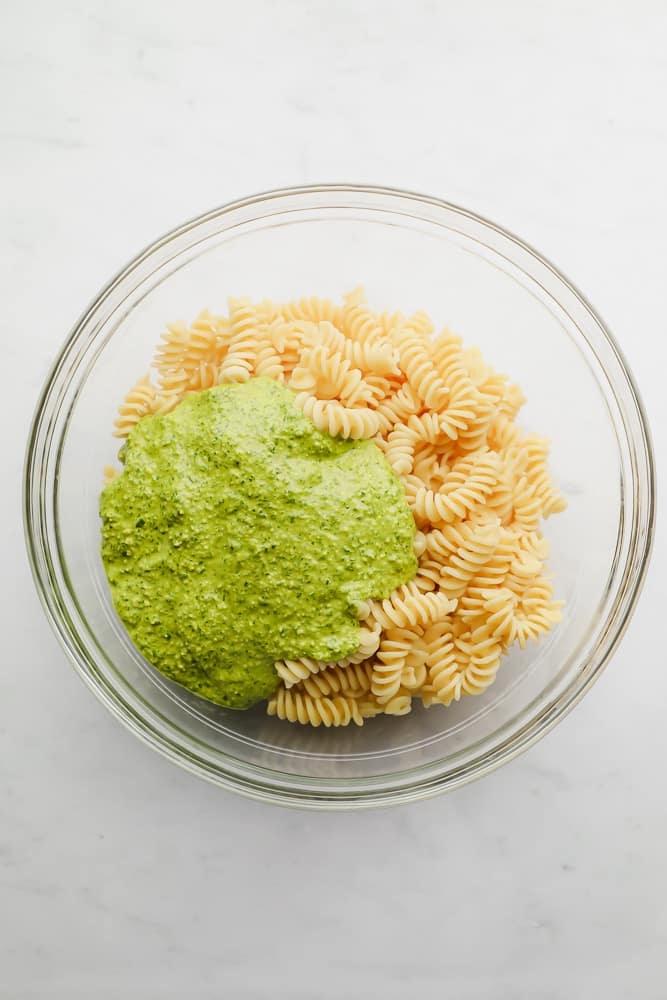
413;448;441;490
357;698;385;719
406;411;450;445
382;693;413;716
296;660;374;699
511;476;544;533
430;331;481;437
154;320;191;374
294;393;381;440
385;424;418;476
279;295;343;326
253;338;285;383
186;360;219;392
154;319;206;378
355;621;384;657
413;530;428;558
394;319;450;411
478;586;518;644
274;624;382;688
113;374;157;438
296;320;399;376
151;386;184;416
110;288;567;727
290;344;377;406
400;660;428;691
267;688;363;727
522;434;567;517
519;531;551;562
275;649;370;689
461;346;493;384
456;397;498;454
274;657;324;687
456;629;503;696
153;311;229;397
424;621;461;705
378;308;407;338
256;299;283;326
341;302;387;349
414;556;442;592
217;297;261;383
404;450;500;526
498;382;527;419
372;627;421;703
375;382;422;431
365;582;456;632
437;521;502;601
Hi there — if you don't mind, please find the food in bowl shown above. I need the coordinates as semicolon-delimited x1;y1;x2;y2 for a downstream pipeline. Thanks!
101;287;566;726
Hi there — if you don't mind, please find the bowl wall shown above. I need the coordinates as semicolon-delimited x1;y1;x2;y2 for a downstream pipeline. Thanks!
25;186;655;806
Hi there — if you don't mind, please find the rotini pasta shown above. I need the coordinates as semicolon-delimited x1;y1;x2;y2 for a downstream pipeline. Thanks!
217;297;261;383
113;374;157;438
364;582;456;631
110;288;567;726
274;624;381;688
267;688;364;727
371;626;422;703
294;393;381;440
296;660;374;699
395;318;450;411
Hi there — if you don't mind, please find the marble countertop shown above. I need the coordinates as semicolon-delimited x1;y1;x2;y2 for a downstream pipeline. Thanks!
2;2;666;997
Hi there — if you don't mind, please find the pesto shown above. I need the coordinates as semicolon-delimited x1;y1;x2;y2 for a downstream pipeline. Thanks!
100;378;417;709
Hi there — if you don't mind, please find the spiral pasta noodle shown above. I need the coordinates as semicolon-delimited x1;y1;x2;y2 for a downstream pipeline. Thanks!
267;688;364;727
217;297;262;383
113;374;157;438
297;660;374;699
294;393;382;440
274;624;381;688
395;319;450;411
110;288;566;726
371;628;417;702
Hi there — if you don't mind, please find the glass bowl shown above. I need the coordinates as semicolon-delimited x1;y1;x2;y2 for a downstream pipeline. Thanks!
24;185;656;809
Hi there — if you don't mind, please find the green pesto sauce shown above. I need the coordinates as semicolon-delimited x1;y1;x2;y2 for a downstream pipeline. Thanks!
100;378;417;709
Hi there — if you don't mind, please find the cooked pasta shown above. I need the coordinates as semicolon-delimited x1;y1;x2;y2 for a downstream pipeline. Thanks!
217;297;261;383
396;319;450;410
297;660;374;699
295;393;382;440
364;582;456;631
110;288;567;726
371;627;420;702
267;688;364;727
274;624;381;688
113;374;157;438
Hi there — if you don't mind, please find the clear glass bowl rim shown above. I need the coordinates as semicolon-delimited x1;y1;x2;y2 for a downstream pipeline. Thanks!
23;183;657;809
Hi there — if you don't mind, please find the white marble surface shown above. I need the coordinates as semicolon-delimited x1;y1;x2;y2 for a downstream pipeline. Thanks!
2;1;667;997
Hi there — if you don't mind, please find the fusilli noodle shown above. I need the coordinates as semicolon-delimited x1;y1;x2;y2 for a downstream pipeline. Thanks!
267;688;364;727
